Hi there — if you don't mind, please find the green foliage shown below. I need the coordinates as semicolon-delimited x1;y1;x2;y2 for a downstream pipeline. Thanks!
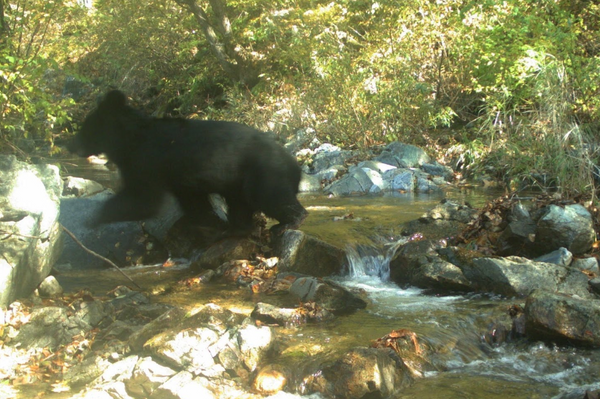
2;0;600;193
448;0;600;194
0;0;76;153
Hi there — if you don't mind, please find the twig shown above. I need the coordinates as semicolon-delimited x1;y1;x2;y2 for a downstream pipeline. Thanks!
61;225;142;290
0;229;43;239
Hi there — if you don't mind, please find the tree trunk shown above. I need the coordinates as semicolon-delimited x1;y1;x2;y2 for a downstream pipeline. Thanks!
0;0;6;37
174;0;259;87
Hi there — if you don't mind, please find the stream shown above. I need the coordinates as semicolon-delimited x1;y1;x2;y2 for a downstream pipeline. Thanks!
50;160;600;398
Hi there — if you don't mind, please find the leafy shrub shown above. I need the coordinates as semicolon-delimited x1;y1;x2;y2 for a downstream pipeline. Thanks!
3;0;600;194
0;0;77;154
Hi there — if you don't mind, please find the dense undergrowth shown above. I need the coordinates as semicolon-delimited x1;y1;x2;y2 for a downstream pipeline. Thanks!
0;0;599;195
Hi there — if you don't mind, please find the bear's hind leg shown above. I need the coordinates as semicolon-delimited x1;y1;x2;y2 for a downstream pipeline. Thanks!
225;195;257;236
174;189;228;230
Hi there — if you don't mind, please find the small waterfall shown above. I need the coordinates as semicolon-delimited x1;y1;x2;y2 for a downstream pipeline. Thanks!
344;239;407;281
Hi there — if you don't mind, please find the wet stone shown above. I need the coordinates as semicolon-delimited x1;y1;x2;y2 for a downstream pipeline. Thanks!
572;257;599;273
251;302;304;326
590;278;600;296
236;322;274;372
128;308;188;352
75;300;112;328
303;347;413;399
288;276;367;315
253;364;289;395
251;302;334;326
149;371;216;399
62;355;112;388
62;176;105;197
109;290;150;311
525;290;600;347
534;247;573;266
191;237;260;271
13;307;90;350
273;230;347;277
37;275;64;298
125;356;176;398
144;326;221;372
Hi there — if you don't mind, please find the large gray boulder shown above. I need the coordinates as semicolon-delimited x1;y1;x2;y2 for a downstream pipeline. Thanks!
311;147;354;172
310;141;450;196
383;169;414;192
287;276;367;315
525;290;600;347
0;155;63;307
493;202;596;257
59;190;173;269
325;165;446;196
273;230;347;277
390;240;472;292
535;204;595;256
375;142;431;168
459;256;591;298
325;167;385;196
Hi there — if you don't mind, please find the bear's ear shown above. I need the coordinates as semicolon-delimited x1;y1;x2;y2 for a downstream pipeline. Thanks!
99;90;128;111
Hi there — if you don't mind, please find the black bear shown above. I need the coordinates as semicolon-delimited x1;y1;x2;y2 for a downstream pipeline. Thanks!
69;90;307;235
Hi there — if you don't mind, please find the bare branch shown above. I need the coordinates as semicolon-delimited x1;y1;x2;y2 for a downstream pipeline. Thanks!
208;0;232;39
174;0;238;77
173;0;259;87
61;225;142;290
0;0;7;37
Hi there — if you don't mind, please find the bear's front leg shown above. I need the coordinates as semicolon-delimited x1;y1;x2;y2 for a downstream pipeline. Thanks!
92;187;165;226
269;201;308;236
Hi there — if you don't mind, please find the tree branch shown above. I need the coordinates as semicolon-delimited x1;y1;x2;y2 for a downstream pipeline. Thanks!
174;0;238;77
0;0;7;37
173;0;259;87
61;225;142;290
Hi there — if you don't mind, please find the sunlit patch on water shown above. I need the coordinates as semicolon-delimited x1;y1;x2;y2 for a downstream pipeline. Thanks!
304;205;347;211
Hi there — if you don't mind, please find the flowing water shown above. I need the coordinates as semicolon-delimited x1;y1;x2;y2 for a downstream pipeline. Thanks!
49;160;600;398
331;248;600;399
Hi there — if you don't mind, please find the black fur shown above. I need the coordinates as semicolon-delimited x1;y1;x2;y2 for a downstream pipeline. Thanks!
69;90;307;234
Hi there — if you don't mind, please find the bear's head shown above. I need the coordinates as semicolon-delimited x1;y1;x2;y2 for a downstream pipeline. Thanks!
68;90;130;158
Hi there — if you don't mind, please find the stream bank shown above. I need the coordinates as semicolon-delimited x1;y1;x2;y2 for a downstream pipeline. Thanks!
2;133;600;399
3;190;600;399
